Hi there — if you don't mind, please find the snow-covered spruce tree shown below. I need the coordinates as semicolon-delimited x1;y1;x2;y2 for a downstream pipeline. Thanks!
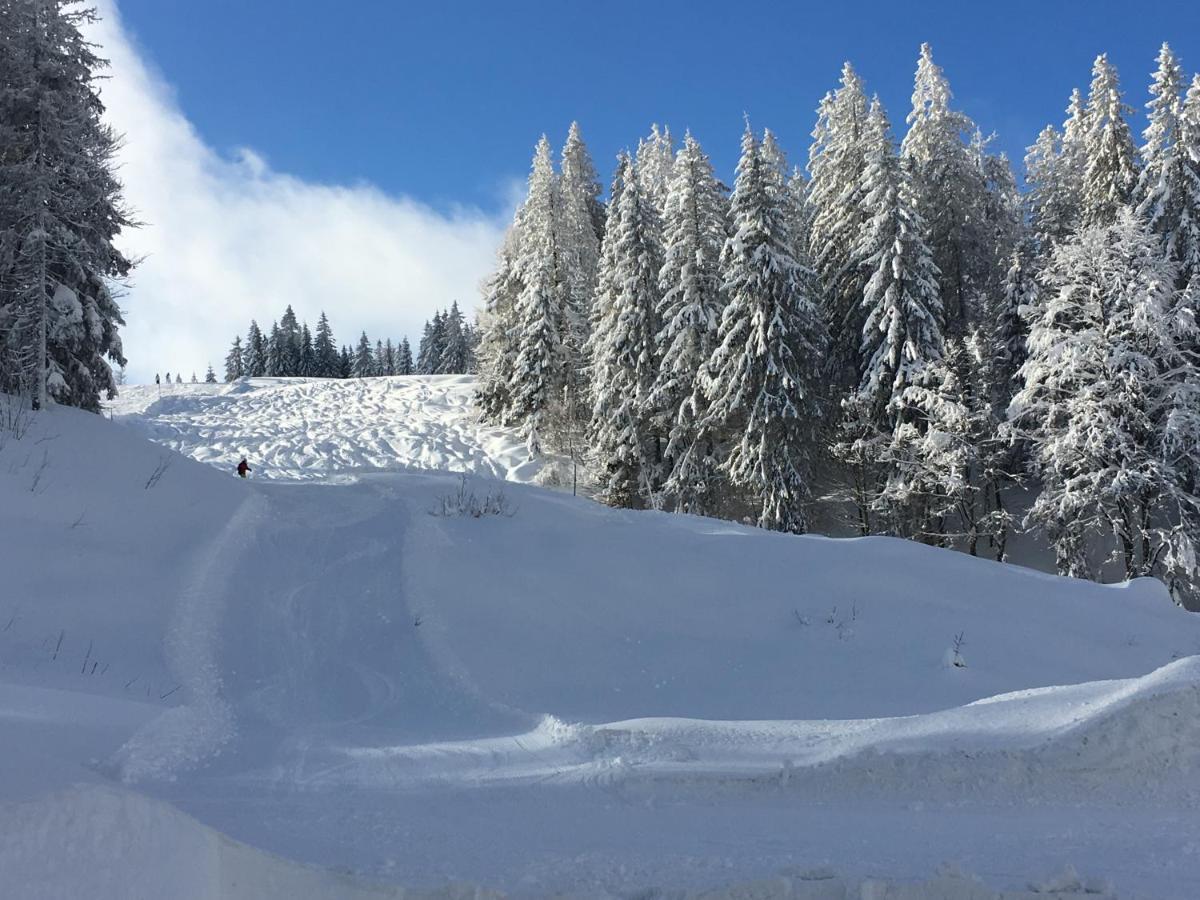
557;124;603;426
396;336;413;375
417;312;447;375
702;125;828;534
353;331;374;377
474;218;524;423
1137;48;1200;288
806;62;872;385
1134;44;1184;226
1175;75;1200;288
438;301;471;374
835;99;945;538
1081;54;1140;228
881;325;1015;556
1024;125;1072;254
224;336;244;382
993;246;1037;401
1025;91;1090;260
649;133;730;515
561;121;606;242
0;0;133;411
314;311;338;377
299;323;314;376
635;124;674;216
265;322;287;376
373;339;386;376
278;305;301;377
588;155;664;508
507;136;566;453
204;364;217;384
243;321;267;377
900;43;992;332
1009;208;1200;581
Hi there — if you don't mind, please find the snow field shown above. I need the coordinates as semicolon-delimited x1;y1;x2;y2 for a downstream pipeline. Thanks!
1;382;1198;896
108;376;545;483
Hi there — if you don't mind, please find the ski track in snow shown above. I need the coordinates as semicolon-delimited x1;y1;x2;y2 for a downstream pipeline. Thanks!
111;494;268;782
109;376;544;484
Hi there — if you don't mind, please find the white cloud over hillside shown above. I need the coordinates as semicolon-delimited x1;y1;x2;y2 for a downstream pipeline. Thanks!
87;2;511;382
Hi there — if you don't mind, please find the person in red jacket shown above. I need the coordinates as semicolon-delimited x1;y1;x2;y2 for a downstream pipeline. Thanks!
236;458;251;479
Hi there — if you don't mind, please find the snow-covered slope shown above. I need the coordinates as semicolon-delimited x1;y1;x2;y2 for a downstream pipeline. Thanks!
3;381;1200;898
109;376;544;482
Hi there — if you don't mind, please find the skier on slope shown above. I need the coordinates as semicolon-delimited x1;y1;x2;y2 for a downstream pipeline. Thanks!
236;457;251;479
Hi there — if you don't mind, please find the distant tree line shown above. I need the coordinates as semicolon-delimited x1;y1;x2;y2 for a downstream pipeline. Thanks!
221;302;477;382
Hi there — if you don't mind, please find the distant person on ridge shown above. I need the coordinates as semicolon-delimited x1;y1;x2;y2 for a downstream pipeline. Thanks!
236;457;251;479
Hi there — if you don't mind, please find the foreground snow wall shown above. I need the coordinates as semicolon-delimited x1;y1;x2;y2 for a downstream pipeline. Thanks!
0;784;1118;900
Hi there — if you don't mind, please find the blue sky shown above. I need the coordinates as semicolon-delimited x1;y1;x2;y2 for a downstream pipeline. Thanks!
117;0;1200;214
91;1;1200;379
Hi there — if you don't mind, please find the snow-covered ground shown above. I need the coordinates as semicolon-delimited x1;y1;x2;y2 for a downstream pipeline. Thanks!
3;377;1199;898
108;376;545;483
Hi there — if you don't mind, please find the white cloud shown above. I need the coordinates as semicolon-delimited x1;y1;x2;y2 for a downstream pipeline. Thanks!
86;2;512;382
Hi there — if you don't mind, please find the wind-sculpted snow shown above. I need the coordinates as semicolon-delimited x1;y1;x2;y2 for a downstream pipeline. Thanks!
110;376;545;483
3;399;1200;897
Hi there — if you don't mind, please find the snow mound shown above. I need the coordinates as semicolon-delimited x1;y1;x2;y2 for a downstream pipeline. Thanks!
296;657;1200;804
111;376;545;482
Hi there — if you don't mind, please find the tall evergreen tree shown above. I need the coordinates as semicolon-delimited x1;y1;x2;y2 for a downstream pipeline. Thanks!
508;136;567;451
651;134;730;514
558;123;603;382
266;322;287;376
806;62;873;384
901;43;991;331
588;155;664;507
1178;75;1200;287
1010;208;1200;580
635;124;674;215
396;336;414;375
373;339;386;376
561;121;606;240
836;99;945;537
1081;54;1140;228
278;305;301;376
298;323;314;376
475;221;524;421
416;318;437;375
382;338;396;376
244;320;267;377
224;335;244;382
0;0;133;410
703;125;828;534
1136;47;1200;286
313;311;338;377
353;331;374;377
439;301;470;374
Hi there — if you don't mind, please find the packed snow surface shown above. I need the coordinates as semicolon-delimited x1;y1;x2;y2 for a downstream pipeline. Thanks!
2;377;1199;897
